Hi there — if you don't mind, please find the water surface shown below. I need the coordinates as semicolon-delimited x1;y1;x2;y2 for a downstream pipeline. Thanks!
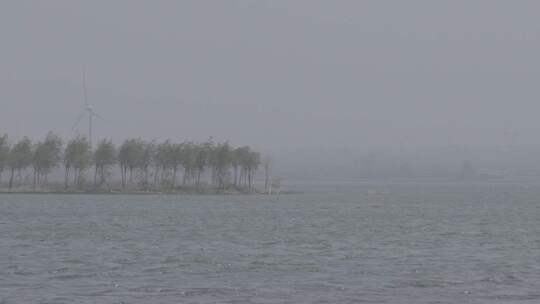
1;182;540;303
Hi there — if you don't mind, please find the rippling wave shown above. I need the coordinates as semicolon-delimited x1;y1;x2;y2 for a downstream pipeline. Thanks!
1;182;540;303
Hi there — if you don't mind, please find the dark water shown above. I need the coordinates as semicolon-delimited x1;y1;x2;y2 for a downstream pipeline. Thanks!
2;182;540;303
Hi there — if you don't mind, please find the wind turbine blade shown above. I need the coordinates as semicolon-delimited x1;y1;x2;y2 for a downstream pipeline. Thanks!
91;110;107;122
82;68;89;106
71;111;86;131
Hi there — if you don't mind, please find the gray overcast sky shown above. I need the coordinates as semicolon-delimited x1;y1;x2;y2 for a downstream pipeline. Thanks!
1;0;540;153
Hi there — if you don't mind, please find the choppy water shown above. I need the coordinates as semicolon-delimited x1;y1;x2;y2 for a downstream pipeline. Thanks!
2;182;540;303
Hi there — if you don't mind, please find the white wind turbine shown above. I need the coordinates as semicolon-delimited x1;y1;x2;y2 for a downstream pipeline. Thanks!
72;69;105;148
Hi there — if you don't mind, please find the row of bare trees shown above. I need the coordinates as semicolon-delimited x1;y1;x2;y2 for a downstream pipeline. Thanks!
0;132;262;192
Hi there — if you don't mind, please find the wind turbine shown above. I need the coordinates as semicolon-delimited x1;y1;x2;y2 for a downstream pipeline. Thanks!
72;69;105;148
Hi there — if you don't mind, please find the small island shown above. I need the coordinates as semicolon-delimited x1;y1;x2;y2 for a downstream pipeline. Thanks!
0;132;279;195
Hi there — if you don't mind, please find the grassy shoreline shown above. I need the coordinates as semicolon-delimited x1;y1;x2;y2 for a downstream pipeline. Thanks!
0;186;294;195
0;186;264;195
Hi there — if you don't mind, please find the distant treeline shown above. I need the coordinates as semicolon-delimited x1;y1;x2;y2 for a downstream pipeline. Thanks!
0;132;264;192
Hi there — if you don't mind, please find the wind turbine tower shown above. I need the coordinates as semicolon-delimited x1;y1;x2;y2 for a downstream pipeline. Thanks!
72;69;105;147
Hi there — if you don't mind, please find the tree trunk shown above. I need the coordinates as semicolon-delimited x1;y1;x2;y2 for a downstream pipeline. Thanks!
264;168;269;194
144;167;149;191
120;165;126;190
172;166;177;189
74;168;81;189
153;167;159;186
248;169;252;191
16;169;22;187
233;166;238;187
99;166;104;186
161;166;166;185
94;166;98;188
33;169;37;191
182;168;187;186
64;167;69;190
8;168;15;190
124;167;128;190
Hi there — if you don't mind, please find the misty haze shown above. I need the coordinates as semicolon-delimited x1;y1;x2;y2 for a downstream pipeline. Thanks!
2;1;540;303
